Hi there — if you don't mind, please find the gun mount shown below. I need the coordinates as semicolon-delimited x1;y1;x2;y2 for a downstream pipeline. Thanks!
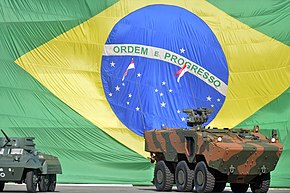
183;107;214;127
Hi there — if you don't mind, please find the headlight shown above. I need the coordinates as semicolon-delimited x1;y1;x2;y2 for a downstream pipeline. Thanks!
270;137;276;143
217;136;223;142
10;148;23;155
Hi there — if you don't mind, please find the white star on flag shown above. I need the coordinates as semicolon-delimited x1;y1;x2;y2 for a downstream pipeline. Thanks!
174;63;188;83
161;102;166;107
109;93;113;97
206;96;212;101
160;93;164;97
217;98;221;102
181;117;186;121
162;81;166;85
122;58;135;81
177;110;181;113
137;73;141;77
122;82;125;86
211;104;214;107
126;101;130;105
110;61;115;67
169;89;173;93
128;93;132;98
180;48;185;54
155;89;158;92
115;86;120;91
136;107;140;111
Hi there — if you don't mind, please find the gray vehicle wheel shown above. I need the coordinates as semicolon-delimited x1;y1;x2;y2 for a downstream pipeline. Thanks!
250;173;270;193
194;161;215;193
0;182;4;192
213;182;226;192
175;161;194;192
48;174;57;192
26;170;38;193
154;160;174;191
38;175;50;192
230;183;249;193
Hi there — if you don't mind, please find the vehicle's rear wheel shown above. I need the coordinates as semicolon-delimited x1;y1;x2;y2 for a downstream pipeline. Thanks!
48;174;57;192
0;182;5;192
213;182;226;192
154;160;174;191
38;175;50;192
175;161;194;192
250;173;270;193
194;161;215;193
230;183;249;193
26;170;38;193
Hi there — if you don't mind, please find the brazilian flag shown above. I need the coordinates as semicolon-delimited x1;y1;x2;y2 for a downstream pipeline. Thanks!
0;0;289;186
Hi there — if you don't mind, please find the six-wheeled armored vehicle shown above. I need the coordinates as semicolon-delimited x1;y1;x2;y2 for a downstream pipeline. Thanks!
145;108;283;193
0;130;62;192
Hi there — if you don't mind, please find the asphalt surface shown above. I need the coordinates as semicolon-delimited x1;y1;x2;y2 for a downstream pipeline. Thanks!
2;184;290;193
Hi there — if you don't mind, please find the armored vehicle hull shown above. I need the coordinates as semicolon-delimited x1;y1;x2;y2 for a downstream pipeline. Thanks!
0;131;62;193
144;108;283;193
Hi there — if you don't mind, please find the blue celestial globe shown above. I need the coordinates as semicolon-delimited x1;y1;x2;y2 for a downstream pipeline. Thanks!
101;4;228;136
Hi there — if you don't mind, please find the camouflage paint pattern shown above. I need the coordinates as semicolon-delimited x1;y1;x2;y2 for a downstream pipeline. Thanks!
144;127;283;183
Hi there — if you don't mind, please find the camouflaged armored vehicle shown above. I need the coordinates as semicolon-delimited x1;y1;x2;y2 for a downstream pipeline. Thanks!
145;108;283;193
0;130;62;192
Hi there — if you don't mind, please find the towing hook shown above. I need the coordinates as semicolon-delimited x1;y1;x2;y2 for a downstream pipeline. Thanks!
229;165;235;174
261;165;267;174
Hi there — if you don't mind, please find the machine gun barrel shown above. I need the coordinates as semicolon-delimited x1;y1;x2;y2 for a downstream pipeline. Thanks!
1;129;11;147
1;129;10;142
183;108;214;127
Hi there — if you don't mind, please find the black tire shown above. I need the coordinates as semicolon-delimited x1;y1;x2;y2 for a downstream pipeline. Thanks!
0;182;4;192
38;175;50;192
175;161;194;192
213;182;226;192
194;161;215;193
230;183;249;193
154;160;174;191
48;174;57;192
250;173;270;193
26;170;38;193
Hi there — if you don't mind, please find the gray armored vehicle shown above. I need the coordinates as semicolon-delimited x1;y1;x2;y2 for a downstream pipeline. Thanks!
0;130;62;192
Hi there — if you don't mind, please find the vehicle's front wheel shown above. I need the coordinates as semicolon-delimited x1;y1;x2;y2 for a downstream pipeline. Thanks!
0;182;5;192
230;183;249;193
154;160;174;191
194;161;215;193
48;174;57;192
175;161;194;192
38;175;50;192
26;170;38;193
250;173;270;193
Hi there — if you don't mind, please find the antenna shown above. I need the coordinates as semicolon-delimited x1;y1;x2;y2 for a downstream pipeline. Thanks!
185;65;198;110
131;58;146;134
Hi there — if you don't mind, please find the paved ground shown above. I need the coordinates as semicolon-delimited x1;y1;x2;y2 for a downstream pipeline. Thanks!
2;184;290;193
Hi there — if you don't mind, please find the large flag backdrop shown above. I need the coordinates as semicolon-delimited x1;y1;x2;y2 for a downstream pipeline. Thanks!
0;0;289;186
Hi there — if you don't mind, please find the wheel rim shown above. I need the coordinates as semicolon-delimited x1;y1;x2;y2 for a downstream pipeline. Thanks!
32;174;38;190
177;170;185;185
44;176;49;189
156;170;164;184
196;170;204;186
